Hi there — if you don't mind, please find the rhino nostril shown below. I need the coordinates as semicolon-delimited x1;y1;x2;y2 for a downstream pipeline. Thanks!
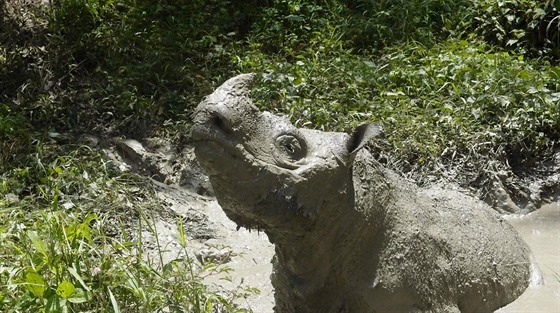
212;114;233;134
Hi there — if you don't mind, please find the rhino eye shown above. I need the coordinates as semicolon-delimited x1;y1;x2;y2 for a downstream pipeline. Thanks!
275;134;306;160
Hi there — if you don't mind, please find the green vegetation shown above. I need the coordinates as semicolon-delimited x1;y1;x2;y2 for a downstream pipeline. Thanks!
246;40;558;162
1;0;558;167
0;145;253;312
1;0;559;311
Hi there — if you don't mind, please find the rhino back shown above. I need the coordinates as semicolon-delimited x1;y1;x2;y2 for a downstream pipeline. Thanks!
347;149;531;312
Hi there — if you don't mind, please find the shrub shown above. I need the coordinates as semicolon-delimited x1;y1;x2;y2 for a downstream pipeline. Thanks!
345;0;473;50
0;145;253;312
239;39;559;167
470;0;560;60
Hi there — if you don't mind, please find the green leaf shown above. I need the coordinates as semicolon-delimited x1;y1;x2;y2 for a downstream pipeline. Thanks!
45;290;67;313
56;280;75;299
27;231;48;262
78;213;97;242
108;287;121;313
205;297;214;312
67;288;88;304
177;217;187;248
286;14;304;23
533;8;546;18
506;39;518;46
68;265;91;292
24;268;46;298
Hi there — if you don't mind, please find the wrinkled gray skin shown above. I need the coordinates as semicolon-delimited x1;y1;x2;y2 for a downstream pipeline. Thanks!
191;74;533;313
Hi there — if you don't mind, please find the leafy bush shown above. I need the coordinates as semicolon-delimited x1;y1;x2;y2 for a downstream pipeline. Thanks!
344;0;473;50
1;0;257;137
470;0;560;59
0;146;252;312
2;0;557;139
246;1;346;56
245;0;474;54
0;104;27;141
239;39;559;167
0;104;31;169
377;40;559;166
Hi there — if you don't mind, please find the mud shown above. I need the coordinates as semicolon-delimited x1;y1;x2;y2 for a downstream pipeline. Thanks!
105;137;276;310
498;202;560;313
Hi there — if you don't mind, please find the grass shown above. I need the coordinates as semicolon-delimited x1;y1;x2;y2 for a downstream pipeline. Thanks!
241;38;559;168
0;145;254;312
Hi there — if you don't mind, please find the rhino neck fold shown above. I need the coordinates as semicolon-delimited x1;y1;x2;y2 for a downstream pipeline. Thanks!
267;184;384;298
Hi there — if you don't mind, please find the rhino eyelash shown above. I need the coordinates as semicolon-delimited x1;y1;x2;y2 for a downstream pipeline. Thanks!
284;143;297;155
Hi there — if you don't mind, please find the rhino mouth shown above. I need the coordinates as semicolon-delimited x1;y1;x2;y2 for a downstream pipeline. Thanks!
191;121;240;157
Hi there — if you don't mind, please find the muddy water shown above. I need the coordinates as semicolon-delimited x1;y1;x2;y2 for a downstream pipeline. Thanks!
497;202;560;313
201;199;275;312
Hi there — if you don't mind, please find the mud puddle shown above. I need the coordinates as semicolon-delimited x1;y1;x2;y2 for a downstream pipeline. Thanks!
498;202;560;313
200;199;275;312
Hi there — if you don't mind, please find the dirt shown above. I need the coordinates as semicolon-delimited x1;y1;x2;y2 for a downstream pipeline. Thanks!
138;181;276;312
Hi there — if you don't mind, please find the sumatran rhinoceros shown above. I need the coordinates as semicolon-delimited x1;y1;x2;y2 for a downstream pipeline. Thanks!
191;73;535;313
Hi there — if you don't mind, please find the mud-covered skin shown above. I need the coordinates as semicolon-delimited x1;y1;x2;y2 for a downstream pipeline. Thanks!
191;74;533;313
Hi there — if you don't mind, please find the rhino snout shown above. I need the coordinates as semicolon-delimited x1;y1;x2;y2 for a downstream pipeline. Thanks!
192;105;235;138
210;113;234;135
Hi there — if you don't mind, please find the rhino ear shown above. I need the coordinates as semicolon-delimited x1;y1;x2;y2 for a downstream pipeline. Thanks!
347;123;382;156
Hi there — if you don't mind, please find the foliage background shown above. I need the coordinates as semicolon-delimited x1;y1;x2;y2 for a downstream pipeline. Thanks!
1;0;558;169
1;0;559;311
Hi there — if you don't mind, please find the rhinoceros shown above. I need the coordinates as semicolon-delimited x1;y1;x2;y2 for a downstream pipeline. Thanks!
191;73;535;313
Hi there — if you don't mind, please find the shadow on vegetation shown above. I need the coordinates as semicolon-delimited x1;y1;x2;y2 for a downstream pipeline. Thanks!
1;0;559;202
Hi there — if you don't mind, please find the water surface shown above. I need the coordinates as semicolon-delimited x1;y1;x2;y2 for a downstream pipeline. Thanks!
498;202;560;313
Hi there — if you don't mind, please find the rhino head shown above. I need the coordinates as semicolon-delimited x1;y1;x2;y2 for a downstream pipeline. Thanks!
191;73;380;240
